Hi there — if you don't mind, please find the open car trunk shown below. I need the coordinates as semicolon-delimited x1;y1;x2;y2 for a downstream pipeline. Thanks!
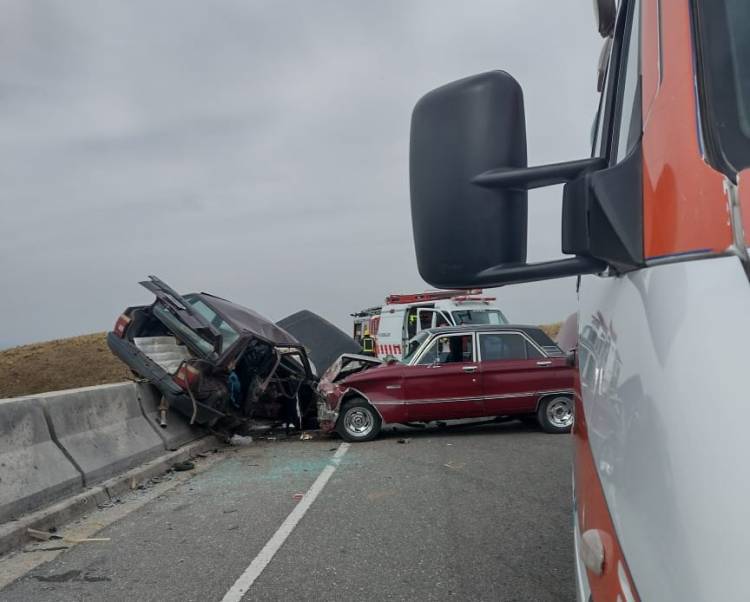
108;276;319;433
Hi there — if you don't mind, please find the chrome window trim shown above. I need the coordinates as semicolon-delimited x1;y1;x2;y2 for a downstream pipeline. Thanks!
475;330;547;362
410;331;477;366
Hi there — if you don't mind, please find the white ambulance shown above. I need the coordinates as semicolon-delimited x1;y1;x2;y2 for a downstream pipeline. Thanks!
354;290;508;360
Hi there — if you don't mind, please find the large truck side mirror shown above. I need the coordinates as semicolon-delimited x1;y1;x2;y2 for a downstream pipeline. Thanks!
410;71;607;289
410;71;528;289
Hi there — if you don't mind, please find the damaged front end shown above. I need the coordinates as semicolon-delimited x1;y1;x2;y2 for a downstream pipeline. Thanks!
316;354;383;432
107;276;319;434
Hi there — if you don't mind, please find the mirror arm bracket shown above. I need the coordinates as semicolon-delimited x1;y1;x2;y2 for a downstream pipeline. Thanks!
474;256;607;287
472;157;606;191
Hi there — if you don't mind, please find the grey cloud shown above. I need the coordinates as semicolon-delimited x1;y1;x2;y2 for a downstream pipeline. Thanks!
0;0;601;349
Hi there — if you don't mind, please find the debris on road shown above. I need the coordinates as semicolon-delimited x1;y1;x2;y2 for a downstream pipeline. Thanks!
27;528;110;545
443;462;465;470
229;434;254;446
27;528;62;542
173;460;195;472
97;498;123;509
299;432;314;441
397;438;411;444
22;545;69;553
292;493;304;501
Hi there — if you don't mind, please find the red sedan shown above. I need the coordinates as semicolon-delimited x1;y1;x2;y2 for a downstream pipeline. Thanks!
317;325;575;441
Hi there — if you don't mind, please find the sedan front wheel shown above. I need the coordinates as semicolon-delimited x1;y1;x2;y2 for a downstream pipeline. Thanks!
537;395;574;434
336;398;382;442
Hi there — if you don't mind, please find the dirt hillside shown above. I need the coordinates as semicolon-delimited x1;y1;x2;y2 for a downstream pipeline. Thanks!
0;333;131;398
1;322;564;398
539;322;562;340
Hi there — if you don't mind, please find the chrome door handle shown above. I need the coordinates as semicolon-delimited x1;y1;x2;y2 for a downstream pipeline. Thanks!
462;365;478;373
536;361;552;366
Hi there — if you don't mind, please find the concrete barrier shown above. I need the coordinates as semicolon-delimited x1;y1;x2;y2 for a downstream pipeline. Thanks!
0;397;82;524
41;383;165;486
134;383;206;450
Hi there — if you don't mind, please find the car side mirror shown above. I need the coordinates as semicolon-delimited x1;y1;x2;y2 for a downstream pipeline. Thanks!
409;71;606;288
410;71;527;288
594;0;616;38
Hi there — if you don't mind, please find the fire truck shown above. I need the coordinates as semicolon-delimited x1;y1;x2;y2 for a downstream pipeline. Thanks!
407;0;749;600
352;290;508;359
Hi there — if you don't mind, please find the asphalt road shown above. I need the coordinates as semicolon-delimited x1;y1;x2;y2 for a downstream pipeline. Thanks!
0;421;573;601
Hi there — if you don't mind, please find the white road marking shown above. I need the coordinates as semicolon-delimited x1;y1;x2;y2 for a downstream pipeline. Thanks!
220;442;351;602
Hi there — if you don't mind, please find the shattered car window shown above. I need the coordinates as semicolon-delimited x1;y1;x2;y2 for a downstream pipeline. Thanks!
321;357;342;383
185;296;240;351
152;303;216;357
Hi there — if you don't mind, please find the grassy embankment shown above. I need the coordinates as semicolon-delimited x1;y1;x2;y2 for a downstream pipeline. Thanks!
1;323;563;398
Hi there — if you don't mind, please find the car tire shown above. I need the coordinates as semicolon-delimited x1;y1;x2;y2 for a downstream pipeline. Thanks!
537;395;574;434
336;398;382;442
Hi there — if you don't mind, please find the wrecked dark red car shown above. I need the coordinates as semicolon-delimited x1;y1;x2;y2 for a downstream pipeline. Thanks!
107;276;318;432
317;325;575;441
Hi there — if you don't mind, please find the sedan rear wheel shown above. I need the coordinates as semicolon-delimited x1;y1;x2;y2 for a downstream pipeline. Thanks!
336;398;382;442
537;395;574;434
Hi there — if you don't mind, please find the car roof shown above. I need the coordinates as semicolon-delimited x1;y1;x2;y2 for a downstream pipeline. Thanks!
196;293;303;347
424;324;554;339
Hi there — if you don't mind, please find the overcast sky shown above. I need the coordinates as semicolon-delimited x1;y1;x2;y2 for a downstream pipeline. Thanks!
0;1;603;349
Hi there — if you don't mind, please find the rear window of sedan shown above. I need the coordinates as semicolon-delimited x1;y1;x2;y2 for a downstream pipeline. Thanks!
525;328;564;356
479;333;543;361
184;296;240;352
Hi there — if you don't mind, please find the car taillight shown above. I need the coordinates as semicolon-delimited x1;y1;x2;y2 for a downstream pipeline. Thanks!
114;314;131;338
174;362;200;390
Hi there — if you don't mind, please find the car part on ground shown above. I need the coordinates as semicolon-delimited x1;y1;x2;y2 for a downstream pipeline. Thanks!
108;276;319;435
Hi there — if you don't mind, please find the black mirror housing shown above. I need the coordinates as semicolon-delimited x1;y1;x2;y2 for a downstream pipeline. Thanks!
410;71;529;289
410;72;608;289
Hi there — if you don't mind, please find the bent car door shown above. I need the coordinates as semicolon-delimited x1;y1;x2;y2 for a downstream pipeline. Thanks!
478;332;567;414
403;333;483;421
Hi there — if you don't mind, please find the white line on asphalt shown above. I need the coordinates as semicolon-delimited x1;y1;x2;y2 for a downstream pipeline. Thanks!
220;442;351;602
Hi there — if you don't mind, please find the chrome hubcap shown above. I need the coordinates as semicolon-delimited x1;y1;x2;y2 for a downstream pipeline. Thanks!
546;397;573;428
343;407;374;437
